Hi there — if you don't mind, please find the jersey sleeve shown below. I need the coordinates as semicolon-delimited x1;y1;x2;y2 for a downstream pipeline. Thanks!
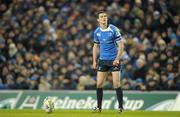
114;27;122;44
93;32;100;44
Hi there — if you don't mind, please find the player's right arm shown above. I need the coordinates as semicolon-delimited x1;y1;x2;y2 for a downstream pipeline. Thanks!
92;29;100;69
92;43;99;69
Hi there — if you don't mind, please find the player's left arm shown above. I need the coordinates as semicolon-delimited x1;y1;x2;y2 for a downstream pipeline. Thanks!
113;41;124;66
113;27;124;66
115;41;124;60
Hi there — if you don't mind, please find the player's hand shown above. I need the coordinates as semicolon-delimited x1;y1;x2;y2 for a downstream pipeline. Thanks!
113;59;119;66
92;62;97;69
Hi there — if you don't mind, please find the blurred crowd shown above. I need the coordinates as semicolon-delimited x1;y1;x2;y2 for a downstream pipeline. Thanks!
0;0;179;91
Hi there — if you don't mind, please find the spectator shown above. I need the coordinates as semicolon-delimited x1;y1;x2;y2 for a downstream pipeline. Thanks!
132;58;147;81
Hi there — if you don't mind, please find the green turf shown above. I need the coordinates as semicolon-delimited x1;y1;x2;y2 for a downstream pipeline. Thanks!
0;109;180;117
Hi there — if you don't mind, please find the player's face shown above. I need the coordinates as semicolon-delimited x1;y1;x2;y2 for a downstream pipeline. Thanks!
97;13;108;25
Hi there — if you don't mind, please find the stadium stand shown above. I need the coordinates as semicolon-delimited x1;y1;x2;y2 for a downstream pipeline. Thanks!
0;0;179;91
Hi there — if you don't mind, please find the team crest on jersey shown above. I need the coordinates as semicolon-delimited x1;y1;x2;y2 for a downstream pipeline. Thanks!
108;32;113;37
97;33;101;36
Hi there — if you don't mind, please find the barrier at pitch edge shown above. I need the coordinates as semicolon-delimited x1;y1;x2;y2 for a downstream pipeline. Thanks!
0;90;179;111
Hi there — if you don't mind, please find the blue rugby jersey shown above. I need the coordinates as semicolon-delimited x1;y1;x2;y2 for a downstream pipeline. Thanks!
93;24;122;60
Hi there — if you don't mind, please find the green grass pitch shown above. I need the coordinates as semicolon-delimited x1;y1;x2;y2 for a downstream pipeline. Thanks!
0;109;180;117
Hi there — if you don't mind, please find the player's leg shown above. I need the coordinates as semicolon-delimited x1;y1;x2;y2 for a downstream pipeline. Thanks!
112;71;123;112
95;71;108;111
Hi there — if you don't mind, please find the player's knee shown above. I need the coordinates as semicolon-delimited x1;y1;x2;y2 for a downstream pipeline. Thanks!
96;82;103;88
113;83;121;89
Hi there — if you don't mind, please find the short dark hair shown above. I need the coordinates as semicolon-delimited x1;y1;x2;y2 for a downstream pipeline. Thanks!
96;9;107;18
